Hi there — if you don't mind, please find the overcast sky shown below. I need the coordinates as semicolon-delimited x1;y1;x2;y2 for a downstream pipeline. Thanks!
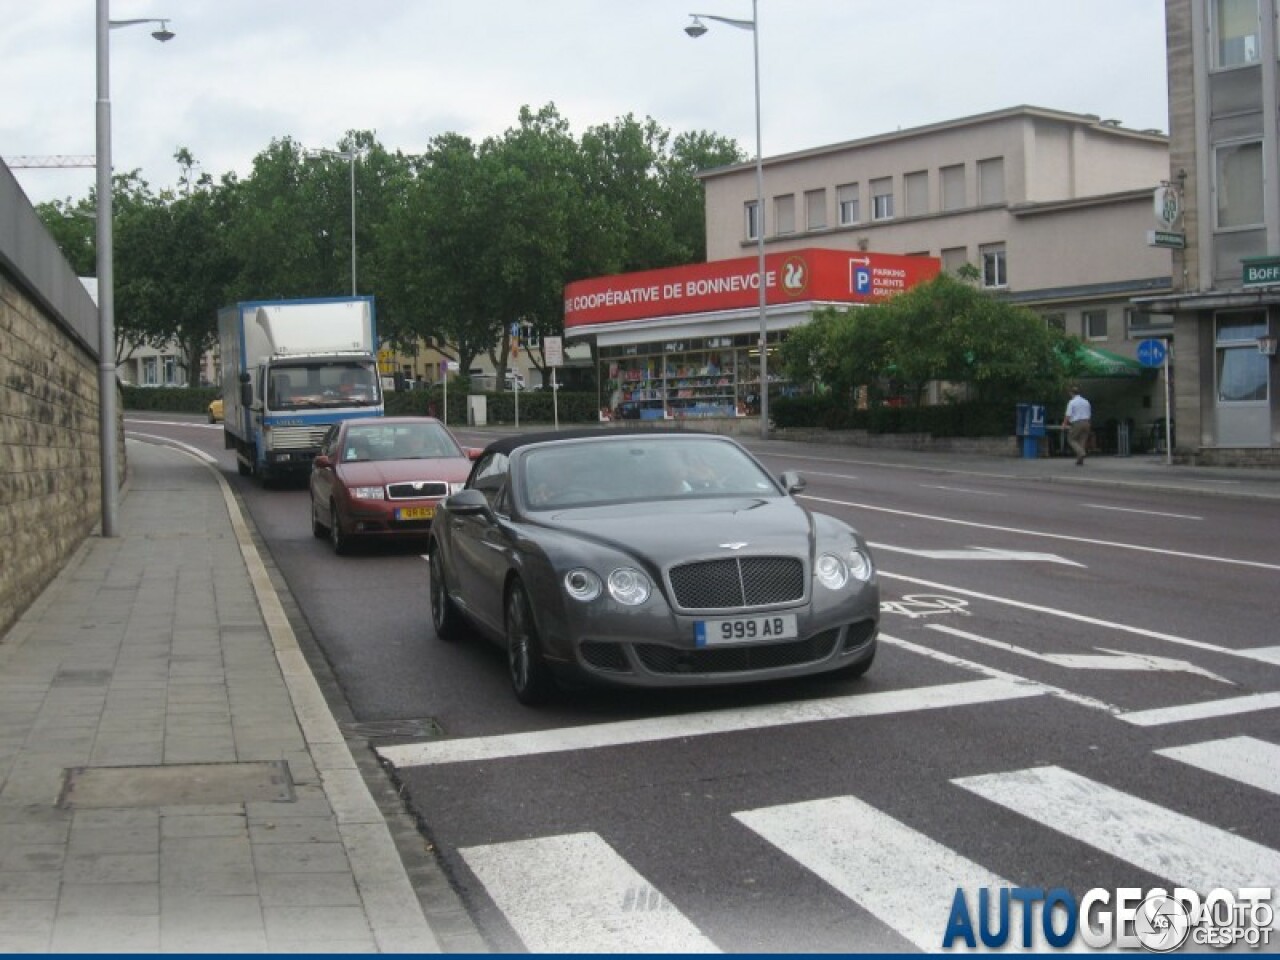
3;1;1168;209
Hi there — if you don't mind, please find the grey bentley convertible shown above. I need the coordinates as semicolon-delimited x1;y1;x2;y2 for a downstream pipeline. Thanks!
428;429;879;705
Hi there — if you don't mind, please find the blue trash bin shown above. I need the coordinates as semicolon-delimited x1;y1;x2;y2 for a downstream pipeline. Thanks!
1015;403;1047;459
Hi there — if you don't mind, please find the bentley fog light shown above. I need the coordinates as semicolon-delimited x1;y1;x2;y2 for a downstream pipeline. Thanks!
564;568;603;602
607;567;651;606
815;553;849;590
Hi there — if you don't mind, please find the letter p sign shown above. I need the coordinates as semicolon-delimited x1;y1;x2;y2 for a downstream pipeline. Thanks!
853;266;872;295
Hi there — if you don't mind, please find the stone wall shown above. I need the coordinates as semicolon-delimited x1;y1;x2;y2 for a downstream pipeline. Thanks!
0;163;123;638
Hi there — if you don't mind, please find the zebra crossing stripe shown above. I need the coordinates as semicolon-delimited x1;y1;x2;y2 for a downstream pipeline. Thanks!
459;832;718;954
377;677;1043;768
734;795;1012;952
953;765;1280;891
1156;736;1280;795
1120;691;1280;727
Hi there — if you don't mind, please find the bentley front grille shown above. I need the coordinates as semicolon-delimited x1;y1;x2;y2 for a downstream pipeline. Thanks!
635;629;840;675
667;556;804;610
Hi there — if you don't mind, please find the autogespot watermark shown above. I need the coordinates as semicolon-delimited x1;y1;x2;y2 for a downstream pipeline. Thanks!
942;886;1275;951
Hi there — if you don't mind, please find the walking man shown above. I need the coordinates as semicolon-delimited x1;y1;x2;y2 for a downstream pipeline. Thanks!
1063;385;1092;465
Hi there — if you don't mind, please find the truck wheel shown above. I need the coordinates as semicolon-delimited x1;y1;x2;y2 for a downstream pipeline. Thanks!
237;457;250;477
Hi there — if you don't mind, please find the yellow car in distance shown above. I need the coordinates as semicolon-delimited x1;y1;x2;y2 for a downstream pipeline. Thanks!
208;397;224;423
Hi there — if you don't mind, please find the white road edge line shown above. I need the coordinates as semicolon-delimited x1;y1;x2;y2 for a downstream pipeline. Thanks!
800;494;1280;572
1083;503;1202;520
376;676;1045;768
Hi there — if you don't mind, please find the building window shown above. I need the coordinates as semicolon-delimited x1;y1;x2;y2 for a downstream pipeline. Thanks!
163;356;178;385
1043;313;1066;333
1084;309;1109;340
774;193;796;234
980;244;1006;288
1215;140;1263;229
871;177;894;220
1216;311;1268;402
978;157;1005;205
1127;309;1174;338
1212;0;1260;68
941;164;966;211
745;200;760;241
903;171;929;217
941;246;968;275
836;183;860;225
142;357;159;386
805;189;826;230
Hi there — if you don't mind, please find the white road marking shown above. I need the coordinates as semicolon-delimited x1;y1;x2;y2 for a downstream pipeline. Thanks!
953;765;1280;890
801;494;1280;572
927;623;1231;684
880;633;1124;717
1083;503;1202;520
881;572;1280;666
460;833;717;953
1156;736;1280;795
921;484;1002;496
735;796;1011;953
873;544;1082;566
375;678;1044;768
1120;692;1280;727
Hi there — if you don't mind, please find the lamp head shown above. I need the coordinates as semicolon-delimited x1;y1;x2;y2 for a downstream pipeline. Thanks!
151;20;174;41
684;16;708;38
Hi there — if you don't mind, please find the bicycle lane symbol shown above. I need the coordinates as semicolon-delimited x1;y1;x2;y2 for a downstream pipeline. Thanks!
881;595;971;619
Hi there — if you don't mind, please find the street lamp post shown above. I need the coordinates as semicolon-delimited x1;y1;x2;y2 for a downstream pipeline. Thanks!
307;148;359;295
96;2;173;537
686;1;769;440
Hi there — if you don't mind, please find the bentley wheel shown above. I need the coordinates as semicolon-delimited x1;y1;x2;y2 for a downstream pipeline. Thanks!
430;549;465;642
505;580;553;705
329;504;350;556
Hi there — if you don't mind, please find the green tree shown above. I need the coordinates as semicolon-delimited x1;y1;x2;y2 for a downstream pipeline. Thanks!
781;272;1073;409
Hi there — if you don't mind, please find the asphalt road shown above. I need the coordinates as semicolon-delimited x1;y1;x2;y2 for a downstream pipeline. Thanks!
128;414;1280;953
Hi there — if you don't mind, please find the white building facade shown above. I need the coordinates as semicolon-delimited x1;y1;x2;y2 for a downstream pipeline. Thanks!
698;106;1178;444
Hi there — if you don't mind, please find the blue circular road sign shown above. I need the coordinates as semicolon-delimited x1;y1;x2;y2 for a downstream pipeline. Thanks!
1137;338;1167;367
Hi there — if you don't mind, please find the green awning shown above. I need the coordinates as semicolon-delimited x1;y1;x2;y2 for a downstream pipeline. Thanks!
1063;345;1148;379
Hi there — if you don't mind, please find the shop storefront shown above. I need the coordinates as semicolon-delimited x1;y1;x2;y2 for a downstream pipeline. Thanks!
564;248;940;421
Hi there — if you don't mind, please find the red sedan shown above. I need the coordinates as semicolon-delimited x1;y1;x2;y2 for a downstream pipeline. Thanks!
309;417;479;555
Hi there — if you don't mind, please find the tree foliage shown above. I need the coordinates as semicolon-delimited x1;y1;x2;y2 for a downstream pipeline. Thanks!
36;105;736;386
781;272;1075;409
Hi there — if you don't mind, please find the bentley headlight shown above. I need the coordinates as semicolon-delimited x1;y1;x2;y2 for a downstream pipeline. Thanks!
564;568;603;602
847;548;874;582
351;486;385;500
815;553;849;590
607;567;651;606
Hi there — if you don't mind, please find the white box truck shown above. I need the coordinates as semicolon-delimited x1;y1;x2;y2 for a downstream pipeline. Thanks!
219;296;383;482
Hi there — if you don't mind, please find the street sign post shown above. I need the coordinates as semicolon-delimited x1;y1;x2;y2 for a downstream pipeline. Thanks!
1136;338;1167;368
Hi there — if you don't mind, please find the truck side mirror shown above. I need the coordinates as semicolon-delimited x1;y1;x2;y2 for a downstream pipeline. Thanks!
241;381;254;407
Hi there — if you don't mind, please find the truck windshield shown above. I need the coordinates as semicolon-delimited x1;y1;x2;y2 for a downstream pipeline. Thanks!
268;362;380;410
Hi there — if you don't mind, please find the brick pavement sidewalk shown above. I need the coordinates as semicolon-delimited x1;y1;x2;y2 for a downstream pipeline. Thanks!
0;440;445;953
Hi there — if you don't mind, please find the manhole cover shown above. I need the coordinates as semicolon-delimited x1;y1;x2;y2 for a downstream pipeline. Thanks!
59;761;294;809
339;718;444;741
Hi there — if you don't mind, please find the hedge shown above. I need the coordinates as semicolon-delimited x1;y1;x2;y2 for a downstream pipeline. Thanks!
772;394;1013;437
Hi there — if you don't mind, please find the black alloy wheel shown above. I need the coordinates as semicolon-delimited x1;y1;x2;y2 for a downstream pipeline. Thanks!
429;548;466;642
505;580;554;705
329;503;350;556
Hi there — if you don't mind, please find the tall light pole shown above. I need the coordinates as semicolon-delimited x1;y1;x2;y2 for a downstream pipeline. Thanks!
307;147;359;295
686;1;769;440
96;3;174;537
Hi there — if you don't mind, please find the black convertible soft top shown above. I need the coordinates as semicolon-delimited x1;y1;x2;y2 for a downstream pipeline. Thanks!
477;427;711;457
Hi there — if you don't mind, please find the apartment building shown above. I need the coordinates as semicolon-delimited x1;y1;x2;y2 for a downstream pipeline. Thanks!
698;105;1177;432
1134;0;1279;463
